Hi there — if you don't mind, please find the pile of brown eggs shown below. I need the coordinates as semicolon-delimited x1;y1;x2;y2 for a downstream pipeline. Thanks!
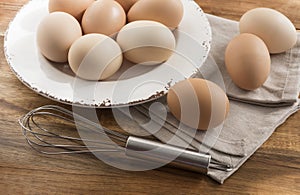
37;0;184;80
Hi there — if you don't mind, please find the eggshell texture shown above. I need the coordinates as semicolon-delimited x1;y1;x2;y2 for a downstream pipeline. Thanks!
115;0;138;12
167;78;230;130
82;0;126;36
127;0;184;29
116;20;176;65
225;33;271;91
48;0;94;21
37;12;82;63
240;8;297;54
68;34;123;81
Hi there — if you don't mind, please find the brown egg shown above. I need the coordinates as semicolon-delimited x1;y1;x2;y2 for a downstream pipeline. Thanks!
115;0;138;13
82;0;126;36
240;8;297;54
68;34;123;81
225;33;271;91
37;12;82;63
167;78;230;130
48;0;94;21
116;20;176;65
128;0;184;29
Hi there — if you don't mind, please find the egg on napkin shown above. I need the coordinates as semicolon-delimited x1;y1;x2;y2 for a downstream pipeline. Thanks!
167;78;230;130
225;33;271;91
240;8;297;54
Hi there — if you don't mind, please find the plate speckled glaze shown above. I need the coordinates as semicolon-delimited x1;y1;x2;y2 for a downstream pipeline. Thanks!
4;0;211;108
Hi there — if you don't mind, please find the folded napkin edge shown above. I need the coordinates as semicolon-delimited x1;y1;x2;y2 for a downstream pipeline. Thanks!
208;100;300;184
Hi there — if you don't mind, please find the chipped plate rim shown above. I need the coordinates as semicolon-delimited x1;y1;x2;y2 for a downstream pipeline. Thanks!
4;0;211;108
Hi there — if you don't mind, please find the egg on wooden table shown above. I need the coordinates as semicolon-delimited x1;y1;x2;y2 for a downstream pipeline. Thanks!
37;12;82;63
82;0;126;36
167;78;230;130
48;0;94;21
128;0;184;29
225;33;271;91
68;34;123;81
116;20;176;65
240;8;297;54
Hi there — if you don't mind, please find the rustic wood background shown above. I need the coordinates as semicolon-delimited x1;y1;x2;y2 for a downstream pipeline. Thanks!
0;0;299;194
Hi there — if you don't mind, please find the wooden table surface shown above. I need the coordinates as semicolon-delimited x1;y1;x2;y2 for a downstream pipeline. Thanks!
0;0;299;194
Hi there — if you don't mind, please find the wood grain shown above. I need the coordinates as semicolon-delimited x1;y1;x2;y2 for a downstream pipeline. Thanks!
196;0;300;29
0;0;299;194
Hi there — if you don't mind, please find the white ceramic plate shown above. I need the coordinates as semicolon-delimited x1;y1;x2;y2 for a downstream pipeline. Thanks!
4;0;211;108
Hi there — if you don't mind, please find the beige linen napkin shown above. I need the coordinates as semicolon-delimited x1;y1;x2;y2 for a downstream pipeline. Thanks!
122;14;300;184
202;14;300;183
129;97;299;184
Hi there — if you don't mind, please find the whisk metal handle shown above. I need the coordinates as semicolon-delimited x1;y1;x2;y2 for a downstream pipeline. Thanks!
125;136;210;173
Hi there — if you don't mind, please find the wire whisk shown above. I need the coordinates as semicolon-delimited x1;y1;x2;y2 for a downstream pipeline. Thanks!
19;105;233;173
